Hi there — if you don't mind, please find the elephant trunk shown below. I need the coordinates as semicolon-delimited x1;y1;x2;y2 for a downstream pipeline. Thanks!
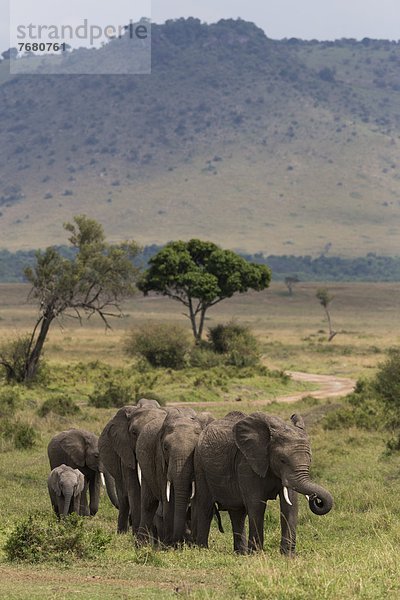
288;476;333;516
103;471;119;509
89;472;101;516
63;491;73;516
169;459;193;544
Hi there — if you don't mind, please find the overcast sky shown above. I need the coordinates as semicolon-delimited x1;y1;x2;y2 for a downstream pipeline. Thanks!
2;0;400;52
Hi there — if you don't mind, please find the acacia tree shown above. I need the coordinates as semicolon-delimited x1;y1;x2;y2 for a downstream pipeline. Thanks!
0;215;139;382
138;239;271;342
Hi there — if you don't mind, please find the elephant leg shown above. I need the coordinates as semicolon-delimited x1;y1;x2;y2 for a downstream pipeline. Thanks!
247;500;266;552
125;467;141;535
194;493;214;548
72;493;81;515
49;488;60;517
152;503;164;546
51;501;60;517
162;492;175;546
57;496;64;517
80;480;90;516
89;473;100;516
228;508;247;554
115;482;129;533
137;479;158;545
279;489;298;557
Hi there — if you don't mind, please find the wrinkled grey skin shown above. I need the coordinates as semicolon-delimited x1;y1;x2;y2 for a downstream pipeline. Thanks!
98;399;165;534
136;409;205;546
48;464;85;517
98;400;214;540
47;428;112;516
194;411;333;555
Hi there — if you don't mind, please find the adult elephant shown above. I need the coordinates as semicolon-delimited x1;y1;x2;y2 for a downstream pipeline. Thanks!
194;411;333;554
98;400;165;534
136;409;204;545
48;464;85;517
47;428;114;516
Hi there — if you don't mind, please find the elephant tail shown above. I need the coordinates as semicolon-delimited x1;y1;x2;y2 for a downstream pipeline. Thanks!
103;471;119;509
213;504;224;534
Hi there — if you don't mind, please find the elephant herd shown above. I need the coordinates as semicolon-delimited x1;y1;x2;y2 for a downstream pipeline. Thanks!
47;399;333;555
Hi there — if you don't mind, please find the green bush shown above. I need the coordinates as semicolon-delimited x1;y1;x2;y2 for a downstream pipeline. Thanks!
88;378;136;408
0;335;31;383
0;387;21;417
38;395;81;418
0;419;38;450
124;322;191;369
0;334;46;384
373;348;400;411
13;422;38;449
323;378;384;432
189;346;223;368
207;322;260;367
4;513;111;563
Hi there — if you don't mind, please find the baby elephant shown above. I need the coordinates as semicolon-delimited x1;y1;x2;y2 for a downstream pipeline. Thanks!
48;464;85;517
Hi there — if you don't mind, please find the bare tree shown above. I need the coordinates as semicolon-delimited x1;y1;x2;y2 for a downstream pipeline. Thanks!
284;275;300;296
316;288;337;341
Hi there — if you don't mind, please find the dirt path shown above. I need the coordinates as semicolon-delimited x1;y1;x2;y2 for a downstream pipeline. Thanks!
273;371;356;404
169;371;356;408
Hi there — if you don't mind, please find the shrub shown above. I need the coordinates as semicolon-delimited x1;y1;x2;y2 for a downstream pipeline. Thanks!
207;322;260;367
38;395;81;418
88;378;136;408
373;348;400;411
0;335;31;383
13;422;38;449
4;513;111;563
0;387;20;417
124;323;191;369
0;334;46;384
323;379;384;432
0;419;37;450
189;346;223;368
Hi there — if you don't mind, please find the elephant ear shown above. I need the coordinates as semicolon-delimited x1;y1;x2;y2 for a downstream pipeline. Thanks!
58;430;86;467
74;470;85;496
159;412;176;473
233;413;273;477
49;468;62;496
107;406;137;469
291;414;306;431
197;412;215;429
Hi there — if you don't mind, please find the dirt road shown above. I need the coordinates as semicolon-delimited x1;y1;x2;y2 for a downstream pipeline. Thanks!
170;371;356;408
274;371;356;404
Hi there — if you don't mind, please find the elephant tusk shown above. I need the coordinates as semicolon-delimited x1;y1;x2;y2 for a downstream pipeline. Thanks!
283;486;293;506
305;495;310;501
166;480;171;502
100;473;106;488
190;481;195;500
137;464;142;486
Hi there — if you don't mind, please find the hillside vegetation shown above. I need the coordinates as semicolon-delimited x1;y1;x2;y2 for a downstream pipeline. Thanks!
1;19;400;255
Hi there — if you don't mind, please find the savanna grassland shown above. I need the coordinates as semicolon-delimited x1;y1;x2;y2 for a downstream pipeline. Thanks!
0;281;400;598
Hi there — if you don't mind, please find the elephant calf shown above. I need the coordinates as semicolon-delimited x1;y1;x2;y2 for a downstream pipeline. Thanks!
47;428;115;516
48;464;85;517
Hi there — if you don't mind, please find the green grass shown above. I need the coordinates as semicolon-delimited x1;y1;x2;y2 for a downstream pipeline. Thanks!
1;280;399;379
0;282;400;596
0;393;399;598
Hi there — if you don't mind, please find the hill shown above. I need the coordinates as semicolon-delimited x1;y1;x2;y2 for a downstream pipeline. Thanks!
1;19;400;255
